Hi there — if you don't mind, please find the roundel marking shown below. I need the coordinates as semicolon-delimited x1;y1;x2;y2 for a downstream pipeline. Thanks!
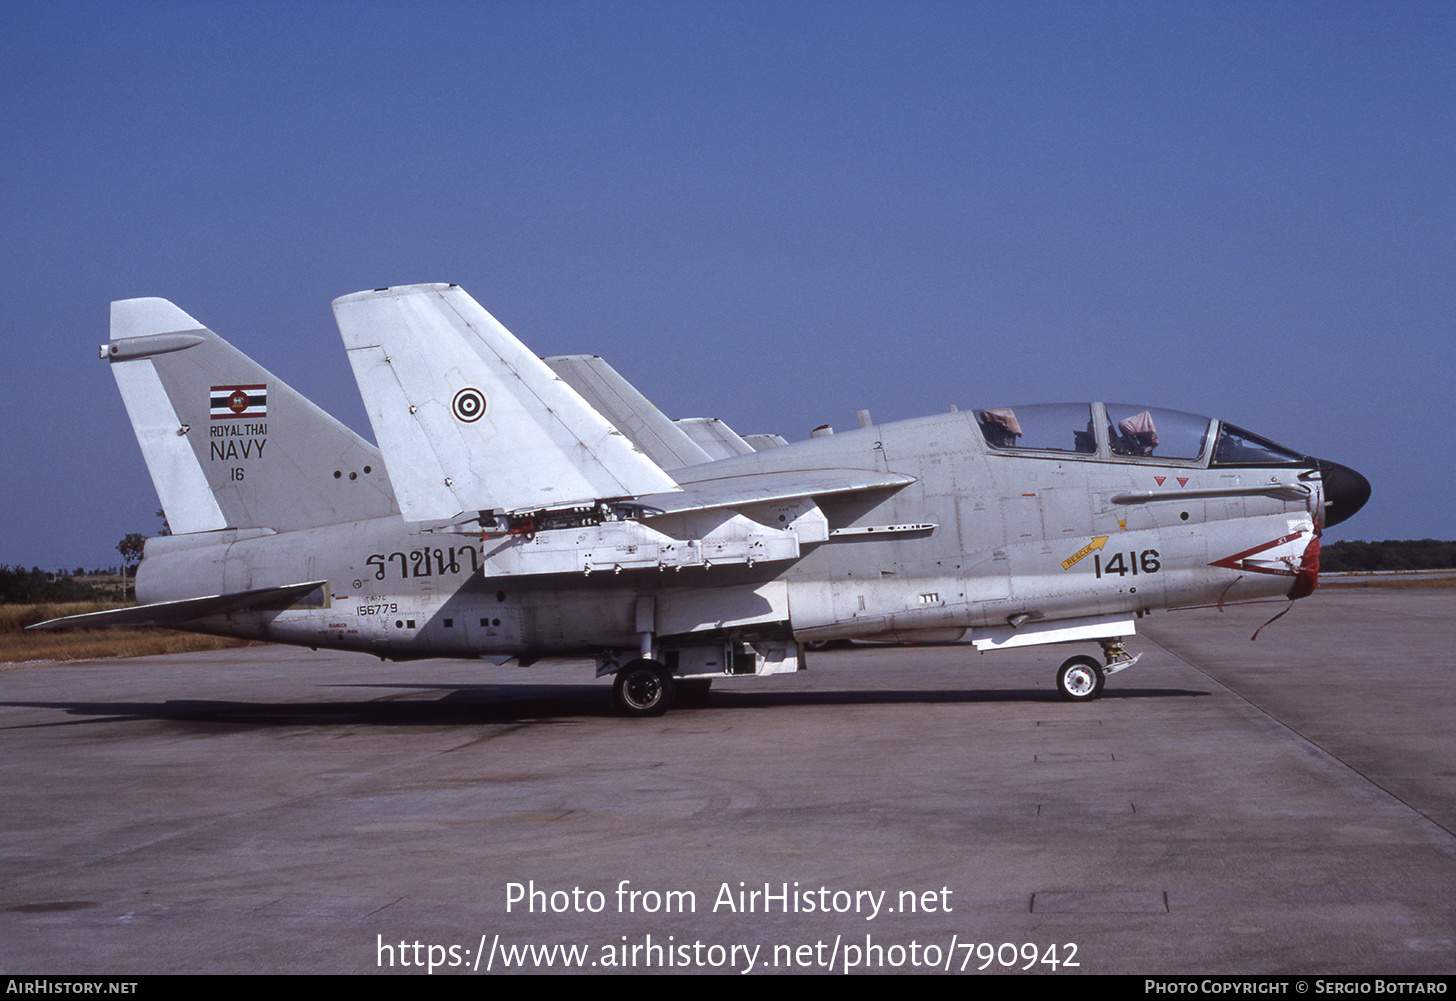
452;387;487;423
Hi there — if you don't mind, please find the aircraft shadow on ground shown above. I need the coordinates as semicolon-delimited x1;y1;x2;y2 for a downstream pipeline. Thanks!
1;684;1209;729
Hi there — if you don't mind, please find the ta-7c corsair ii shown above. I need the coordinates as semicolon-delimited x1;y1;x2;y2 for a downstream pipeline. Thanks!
38;284;1370;715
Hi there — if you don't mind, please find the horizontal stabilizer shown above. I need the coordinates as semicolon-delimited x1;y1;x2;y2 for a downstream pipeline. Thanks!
333;285;680;520
28;581;328;631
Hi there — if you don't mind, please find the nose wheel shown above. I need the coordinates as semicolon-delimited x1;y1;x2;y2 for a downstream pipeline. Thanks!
1056;655;1105;701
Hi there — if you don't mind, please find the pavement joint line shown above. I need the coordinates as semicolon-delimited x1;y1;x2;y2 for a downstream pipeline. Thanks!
1140;627;1456;842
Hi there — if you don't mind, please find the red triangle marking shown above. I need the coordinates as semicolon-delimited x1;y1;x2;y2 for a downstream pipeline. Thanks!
1209;532;1304;574
1154;476;1166;486
1177;477;1189;487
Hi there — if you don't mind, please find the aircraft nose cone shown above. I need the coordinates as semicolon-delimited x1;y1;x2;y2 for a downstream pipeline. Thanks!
1316;460;1371;528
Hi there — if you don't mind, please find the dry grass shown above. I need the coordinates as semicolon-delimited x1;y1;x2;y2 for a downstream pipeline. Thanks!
0;602;253;665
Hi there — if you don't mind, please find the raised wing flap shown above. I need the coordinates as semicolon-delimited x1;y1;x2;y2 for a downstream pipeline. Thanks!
543;355;713;470
675;416;756;459
333;285;680;521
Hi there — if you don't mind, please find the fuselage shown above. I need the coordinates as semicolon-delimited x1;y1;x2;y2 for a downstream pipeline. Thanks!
135;403;1342;661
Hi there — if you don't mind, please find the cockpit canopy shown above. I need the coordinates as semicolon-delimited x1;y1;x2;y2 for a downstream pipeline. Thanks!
974;403;1309;466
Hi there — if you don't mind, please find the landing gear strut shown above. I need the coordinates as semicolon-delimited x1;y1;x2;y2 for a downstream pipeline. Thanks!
612;659;676;717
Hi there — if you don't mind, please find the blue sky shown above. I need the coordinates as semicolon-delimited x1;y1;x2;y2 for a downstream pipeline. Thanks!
2;0;1451;570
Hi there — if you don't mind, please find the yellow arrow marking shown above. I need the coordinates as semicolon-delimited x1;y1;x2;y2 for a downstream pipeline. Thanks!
1061;536;1109;570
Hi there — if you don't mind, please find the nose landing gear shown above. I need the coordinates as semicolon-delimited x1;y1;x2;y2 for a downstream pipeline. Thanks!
1056;656;1104;701
1055;637;1141;702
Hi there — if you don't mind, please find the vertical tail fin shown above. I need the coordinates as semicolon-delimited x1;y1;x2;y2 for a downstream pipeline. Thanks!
333;284;679;521
107;298;398;534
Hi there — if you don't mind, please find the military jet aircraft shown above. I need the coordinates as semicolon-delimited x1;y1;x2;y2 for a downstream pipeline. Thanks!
36;284;1370;715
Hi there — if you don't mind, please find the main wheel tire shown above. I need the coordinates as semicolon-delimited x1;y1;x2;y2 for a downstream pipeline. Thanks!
1056;655;1105;702
613;659;676;717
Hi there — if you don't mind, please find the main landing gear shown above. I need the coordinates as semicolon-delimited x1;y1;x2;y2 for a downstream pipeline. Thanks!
612;659;676;717
1055;638;1141;702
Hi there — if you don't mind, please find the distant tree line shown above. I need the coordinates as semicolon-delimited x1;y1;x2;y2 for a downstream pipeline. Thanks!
0;566;119;604
1321;539;1456;573
0;516;164;604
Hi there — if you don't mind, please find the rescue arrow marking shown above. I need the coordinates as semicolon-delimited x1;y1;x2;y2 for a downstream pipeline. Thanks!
1062;536;1109;570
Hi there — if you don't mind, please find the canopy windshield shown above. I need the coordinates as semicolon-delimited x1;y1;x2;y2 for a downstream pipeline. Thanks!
976;404;1095;453
974;404;1308;467
1212;424;1308;466
1104;404;1212;460
976;403;1212;460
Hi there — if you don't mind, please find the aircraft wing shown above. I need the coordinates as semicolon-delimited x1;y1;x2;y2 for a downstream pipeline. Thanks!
545;355;790;465
28;581;329;631
543;355;714;470
333;285;680;522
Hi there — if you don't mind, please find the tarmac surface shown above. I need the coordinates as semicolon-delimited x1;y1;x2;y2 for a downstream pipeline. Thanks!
0;585;1452;975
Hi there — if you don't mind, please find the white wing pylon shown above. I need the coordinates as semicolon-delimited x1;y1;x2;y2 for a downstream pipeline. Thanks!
333;284;680;522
